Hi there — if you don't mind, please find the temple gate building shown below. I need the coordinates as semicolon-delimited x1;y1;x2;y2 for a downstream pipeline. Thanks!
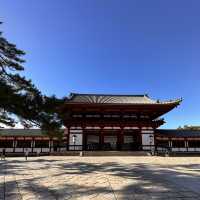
61;93;182;151
1;93;200;155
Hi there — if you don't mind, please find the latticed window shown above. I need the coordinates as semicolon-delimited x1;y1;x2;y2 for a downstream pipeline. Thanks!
124;136;134;144
172;140;185;148
156;140;169;147
17;140;31;148
188;140;200;148
35;141;49;148
0;140;13;148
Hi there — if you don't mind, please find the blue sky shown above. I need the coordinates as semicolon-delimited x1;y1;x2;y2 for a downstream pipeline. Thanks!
1;0;200;128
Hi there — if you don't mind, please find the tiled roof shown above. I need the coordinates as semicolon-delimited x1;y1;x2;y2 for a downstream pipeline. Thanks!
0;129;44;136
156;129;200;137
67;93;182;105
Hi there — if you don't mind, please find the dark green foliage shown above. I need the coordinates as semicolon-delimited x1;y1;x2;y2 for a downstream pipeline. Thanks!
0;22;64;138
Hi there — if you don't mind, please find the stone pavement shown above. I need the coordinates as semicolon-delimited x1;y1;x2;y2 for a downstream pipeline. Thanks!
0;156;200;200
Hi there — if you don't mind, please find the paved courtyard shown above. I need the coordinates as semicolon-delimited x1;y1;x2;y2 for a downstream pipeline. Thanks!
0;156;200;200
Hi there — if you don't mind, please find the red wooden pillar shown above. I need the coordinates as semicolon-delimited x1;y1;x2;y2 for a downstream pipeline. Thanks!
152;124;156;150
185;138;188;152
99;126;104;150
13;137;16;153
66;126;70;151
139;124;142;150
48;137;53;152
117;127;124;150
31;137;34;153
23;136;25;153
82;126;87;151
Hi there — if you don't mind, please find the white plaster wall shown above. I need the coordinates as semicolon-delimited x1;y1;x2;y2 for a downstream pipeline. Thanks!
188;148;195;151
5;148;13;153
41;148;50;152
124;127;139;129
142;134;154;145
70;130;82;133
69;145;82;150
171;148;179;152
70;126;82;129
141;133;154;150
179;148;186;152
141;127;153;130
24;148;32;152
141;130;154;133
60;147;66;152
69;133;83;146
15;148;23;152
33;148;41;153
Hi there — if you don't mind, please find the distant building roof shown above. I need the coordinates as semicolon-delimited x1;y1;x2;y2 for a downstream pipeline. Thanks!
67;93;182;105
0;129;44;137
156;129;200;137
177;125;200;130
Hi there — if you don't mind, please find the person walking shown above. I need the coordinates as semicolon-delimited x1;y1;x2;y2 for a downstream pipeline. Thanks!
25;148;29;161
1;148;6;160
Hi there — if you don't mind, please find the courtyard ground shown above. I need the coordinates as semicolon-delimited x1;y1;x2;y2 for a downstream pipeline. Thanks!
0;156;200;200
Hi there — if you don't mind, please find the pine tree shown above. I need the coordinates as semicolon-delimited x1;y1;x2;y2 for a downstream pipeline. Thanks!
0;21;36;127
0;22;64;138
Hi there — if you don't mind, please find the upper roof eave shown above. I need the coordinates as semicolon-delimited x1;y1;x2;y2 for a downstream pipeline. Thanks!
64;98;182;106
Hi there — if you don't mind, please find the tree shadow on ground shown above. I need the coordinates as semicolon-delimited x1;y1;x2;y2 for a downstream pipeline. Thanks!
1;157;200;200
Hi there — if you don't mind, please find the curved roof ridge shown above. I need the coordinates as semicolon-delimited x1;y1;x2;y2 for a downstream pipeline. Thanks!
69;93;149;97
67;93;182;105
